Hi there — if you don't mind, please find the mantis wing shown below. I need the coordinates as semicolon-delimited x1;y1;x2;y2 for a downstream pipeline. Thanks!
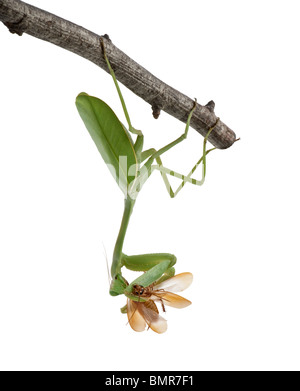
76;93;137;195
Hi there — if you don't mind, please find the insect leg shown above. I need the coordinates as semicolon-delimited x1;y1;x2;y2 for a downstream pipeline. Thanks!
145;117;219;197
100;37;142;136
122;253;176;272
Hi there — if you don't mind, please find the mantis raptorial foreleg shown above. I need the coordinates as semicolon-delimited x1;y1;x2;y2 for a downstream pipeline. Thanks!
109;254;176;297
122;253;176;283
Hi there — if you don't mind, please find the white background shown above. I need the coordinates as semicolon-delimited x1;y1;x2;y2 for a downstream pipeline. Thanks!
0;0;299;371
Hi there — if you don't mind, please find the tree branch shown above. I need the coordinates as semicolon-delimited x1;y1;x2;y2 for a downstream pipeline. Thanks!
0;0;237;149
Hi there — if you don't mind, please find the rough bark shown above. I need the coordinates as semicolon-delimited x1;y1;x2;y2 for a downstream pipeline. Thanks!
0;0;237;149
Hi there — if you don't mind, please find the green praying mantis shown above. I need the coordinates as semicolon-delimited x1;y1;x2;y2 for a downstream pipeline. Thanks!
75;37;220;332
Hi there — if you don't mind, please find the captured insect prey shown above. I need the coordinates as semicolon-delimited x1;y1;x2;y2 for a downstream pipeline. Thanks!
126;273;193;333
75;36;234;333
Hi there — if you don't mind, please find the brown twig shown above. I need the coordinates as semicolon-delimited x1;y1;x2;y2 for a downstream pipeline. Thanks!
0;0;237;149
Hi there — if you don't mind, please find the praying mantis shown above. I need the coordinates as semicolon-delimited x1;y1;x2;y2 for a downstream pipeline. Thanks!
75;37;219;332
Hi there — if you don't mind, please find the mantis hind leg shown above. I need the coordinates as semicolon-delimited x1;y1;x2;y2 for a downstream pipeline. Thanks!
154;117;219;197
134;119;218;198
100;36;142;137
153;145;216;198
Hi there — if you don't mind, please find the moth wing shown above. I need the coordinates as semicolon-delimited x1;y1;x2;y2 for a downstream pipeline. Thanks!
154;272;193;292
153;292;192;309
127;299;146;332
138;301;167;334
